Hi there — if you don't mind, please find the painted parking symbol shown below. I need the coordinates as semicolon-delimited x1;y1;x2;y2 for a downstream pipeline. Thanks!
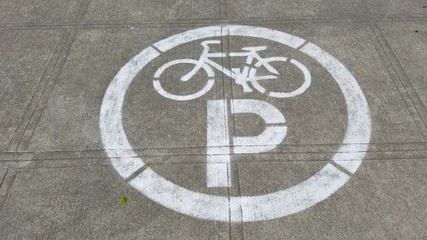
207;99;287;188
100;25;371;222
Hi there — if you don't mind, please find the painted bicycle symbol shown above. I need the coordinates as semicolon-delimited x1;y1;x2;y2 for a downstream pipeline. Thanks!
101;25;371;222
153;40;312;101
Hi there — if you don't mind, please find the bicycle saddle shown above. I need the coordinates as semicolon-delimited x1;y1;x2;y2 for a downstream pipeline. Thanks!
241;46;267;52
201;40;221;47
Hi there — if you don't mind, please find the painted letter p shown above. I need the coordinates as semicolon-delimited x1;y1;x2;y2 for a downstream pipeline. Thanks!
206;99;287;188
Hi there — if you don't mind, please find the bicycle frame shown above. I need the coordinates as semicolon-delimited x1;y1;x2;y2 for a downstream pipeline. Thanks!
181;40;279;92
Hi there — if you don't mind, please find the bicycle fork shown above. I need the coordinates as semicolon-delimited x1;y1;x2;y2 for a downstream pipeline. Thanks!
231;66;278;93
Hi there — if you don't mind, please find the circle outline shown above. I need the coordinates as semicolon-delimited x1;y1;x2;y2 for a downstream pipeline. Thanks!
100;25;371;222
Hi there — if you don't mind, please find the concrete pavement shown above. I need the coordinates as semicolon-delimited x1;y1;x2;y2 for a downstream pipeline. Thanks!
0;0;426;239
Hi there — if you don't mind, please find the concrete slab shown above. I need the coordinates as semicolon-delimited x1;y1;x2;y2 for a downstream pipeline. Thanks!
0;30;62;151
1;155;425;239
23;27;225;152
228;23;423;145
84;0;220;23
226;0;365;20
0;0;86;23
22;23;423;154
362;0;427;18
239;159;427;239
378;22;427;113
0;0;426;238
0;163;229;240
0;168;6;183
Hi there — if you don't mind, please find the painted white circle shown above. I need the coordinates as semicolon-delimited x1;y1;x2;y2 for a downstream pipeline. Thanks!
100;25;371;222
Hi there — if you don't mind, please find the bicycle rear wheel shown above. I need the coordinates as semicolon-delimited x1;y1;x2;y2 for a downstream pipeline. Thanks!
252;57;311;98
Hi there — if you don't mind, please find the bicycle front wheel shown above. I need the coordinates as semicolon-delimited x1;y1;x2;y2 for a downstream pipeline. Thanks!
153;59;215;101
252;57;311;98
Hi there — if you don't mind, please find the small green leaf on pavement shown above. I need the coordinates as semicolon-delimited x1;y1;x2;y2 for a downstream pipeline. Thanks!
120;196;127;206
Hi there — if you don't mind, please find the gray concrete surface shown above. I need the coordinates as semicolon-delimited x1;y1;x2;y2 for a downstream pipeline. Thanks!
0;0;426;239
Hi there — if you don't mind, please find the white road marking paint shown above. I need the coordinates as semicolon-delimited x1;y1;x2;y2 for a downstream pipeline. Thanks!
129;168;231;221
206;99;287;187
153;59;215;101
154;38;312;100
100;25;372;222
206;99;231;188
300;43;371;173
233;126;287;154
268;59;312;98
231;99;287;154
100;47;159;178
128;164;349;222
231;99;286;124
